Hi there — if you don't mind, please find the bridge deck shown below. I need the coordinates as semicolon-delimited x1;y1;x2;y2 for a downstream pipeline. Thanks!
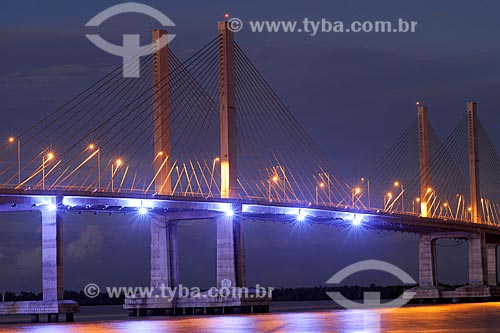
0;189;498;238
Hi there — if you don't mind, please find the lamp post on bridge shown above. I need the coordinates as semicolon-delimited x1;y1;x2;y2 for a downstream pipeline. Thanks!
384;192;393;211
319;172;331;205
412;197;421;214
268;176;279;202
42;152;54;191
394;181;404;212
208;157;220;197
442;202;450;218
467;206;473;222
111;159;122;192
361;177;371;210
315;182;325;205
88;144;101;191
8;137;21;187
352;187;361;208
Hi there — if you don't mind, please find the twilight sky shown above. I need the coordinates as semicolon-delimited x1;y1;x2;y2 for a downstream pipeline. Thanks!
0;0;499;292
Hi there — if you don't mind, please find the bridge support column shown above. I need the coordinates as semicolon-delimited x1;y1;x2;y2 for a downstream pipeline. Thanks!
150;215;178;291
404;233;440;300
124;209;265;315
6;199;82;321
487;244;498;286
468;232;487;286
406;231;500;301
41;202;63;301
418;234;438;288
217;213;246;288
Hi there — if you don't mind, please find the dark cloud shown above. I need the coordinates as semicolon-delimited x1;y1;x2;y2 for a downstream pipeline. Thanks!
15;246;41;269
67;225;104;260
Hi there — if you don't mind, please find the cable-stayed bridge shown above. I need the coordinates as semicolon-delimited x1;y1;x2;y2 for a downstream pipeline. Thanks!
2;21;500;321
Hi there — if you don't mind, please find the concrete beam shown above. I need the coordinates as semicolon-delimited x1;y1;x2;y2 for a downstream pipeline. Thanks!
63;196;231;213
242;204;355;221
428;231;470;240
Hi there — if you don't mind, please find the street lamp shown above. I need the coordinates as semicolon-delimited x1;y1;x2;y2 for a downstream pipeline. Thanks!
8;137;21;187
412;197;421;214
384;192;393;210
443;202;449;217
268;176;279;202
394;181;404;212
361;177;371;210
319;172;332;205
42;152;54;191
111;159;122;192
209;157;220;197
352;187;361;207
88;144;101;190
316;182;325;205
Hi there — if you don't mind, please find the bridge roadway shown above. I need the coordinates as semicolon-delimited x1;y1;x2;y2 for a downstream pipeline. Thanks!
1;189;500;321
0;188;499;237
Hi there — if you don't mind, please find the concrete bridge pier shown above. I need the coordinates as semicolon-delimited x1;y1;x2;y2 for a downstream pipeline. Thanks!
125;214;179;316
406;231;500;301
217;212;246;288
413;234;440;297
41;205;63;303
39;203;78;322
487;243;499;287
150;215;179;293
124;209;271;315
0;199;79;322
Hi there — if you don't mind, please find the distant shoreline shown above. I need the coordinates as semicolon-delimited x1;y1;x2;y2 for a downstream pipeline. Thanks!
1;284;469;305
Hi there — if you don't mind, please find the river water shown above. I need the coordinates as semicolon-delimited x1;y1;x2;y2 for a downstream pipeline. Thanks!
0;301;499;332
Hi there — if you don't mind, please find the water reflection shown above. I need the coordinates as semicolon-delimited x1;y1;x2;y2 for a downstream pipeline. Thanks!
1;303;500;332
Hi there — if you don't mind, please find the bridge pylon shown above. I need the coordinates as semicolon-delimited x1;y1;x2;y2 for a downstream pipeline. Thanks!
152;29;172;195
467;101;481;223
218;21;238;199
417;104;431;217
